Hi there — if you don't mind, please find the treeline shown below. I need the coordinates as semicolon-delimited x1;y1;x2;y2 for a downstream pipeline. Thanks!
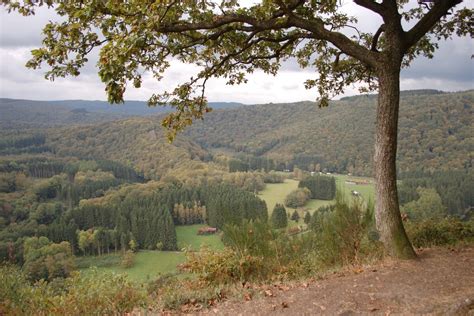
0;134;51;155
299;175;336;200
0;134;46;151
0;158;65;178
228;155;276;172
0;157;144;182
398;170;473;219
47;183;266;253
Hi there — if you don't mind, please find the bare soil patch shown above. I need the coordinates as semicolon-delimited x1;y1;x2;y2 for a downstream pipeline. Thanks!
201;246;474;315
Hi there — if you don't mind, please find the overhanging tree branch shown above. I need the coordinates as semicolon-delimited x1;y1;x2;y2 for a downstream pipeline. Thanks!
404;0;463;49
287;14;380;68
354;0;385;16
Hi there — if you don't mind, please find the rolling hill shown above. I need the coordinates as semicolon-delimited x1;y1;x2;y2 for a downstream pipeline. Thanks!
45;116;212;180
185;89;474;175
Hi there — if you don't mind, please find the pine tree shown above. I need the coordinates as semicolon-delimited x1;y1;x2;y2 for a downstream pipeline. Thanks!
271;204;288;229
291;210;300;222
304;212;312;225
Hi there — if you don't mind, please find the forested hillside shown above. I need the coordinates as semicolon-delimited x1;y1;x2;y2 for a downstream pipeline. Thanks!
45;117;212;180
186;90;474;175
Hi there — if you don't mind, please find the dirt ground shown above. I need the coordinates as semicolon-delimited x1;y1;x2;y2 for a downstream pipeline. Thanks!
200;246;474;315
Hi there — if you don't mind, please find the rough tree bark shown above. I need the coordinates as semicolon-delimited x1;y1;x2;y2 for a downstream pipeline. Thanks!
374;60;417;259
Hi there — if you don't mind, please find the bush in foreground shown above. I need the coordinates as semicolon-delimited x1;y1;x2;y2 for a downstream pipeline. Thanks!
406;218;474;248
0;266;146;315
183;220;319;284
310;196;382;266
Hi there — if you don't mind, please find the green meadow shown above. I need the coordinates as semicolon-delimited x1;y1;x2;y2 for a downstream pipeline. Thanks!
79;224;223;283
258;174;374;217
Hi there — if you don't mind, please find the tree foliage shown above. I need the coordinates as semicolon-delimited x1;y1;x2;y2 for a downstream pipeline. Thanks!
402;187;446;221
399;169;473;219
186;91;474;176
271;203;288;229
22;236;75;281
285;187;311;208
299;175;336;200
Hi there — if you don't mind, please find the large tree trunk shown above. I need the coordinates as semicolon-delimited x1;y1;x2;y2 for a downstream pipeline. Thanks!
374;65;417;259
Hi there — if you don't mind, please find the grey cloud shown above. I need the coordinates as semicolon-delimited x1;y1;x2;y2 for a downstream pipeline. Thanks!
0;8;62;47
283;84;299;90
0;3;473;103
401;38;474;83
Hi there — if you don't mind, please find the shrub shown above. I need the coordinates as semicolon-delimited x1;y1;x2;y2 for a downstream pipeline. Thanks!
311;196;380;266
262;171;285;184
0;265;33;315
402;187;447;221
182;246;266;284
0;266;146;315
406;218;474;248
52;270;146;314
182;196;384;287
22;237;75;282
148;274;226;310
183;220;320;284
121;250;135;268
284;188;311;208
271;204;288;228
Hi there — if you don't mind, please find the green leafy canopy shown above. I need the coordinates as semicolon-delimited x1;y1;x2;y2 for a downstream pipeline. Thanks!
2;0;472;140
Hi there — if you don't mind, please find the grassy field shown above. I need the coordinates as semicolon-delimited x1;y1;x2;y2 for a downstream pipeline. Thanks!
334;174;375;204
80;224;223;283
258;174;375;218
176;225;224;251
258;179;299;214
86;251;186;283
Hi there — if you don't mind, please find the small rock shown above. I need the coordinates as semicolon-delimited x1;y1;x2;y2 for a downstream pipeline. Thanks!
446;298;474;315
244;293;252;301
264;289;274;297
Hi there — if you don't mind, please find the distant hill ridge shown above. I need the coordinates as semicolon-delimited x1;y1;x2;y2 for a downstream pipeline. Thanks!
339;89;446;102
0;98;245;117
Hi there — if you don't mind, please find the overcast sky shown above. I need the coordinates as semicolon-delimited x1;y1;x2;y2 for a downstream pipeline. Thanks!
0;2;472;104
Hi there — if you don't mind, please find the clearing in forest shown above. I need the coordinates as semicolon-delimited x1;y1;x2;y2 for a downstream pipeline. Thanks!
258;175;375;218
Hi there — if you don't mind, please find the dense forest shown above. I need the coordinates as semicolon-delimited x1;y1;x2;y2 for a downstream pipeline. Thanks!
186;90;473;175
0;89;472;285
